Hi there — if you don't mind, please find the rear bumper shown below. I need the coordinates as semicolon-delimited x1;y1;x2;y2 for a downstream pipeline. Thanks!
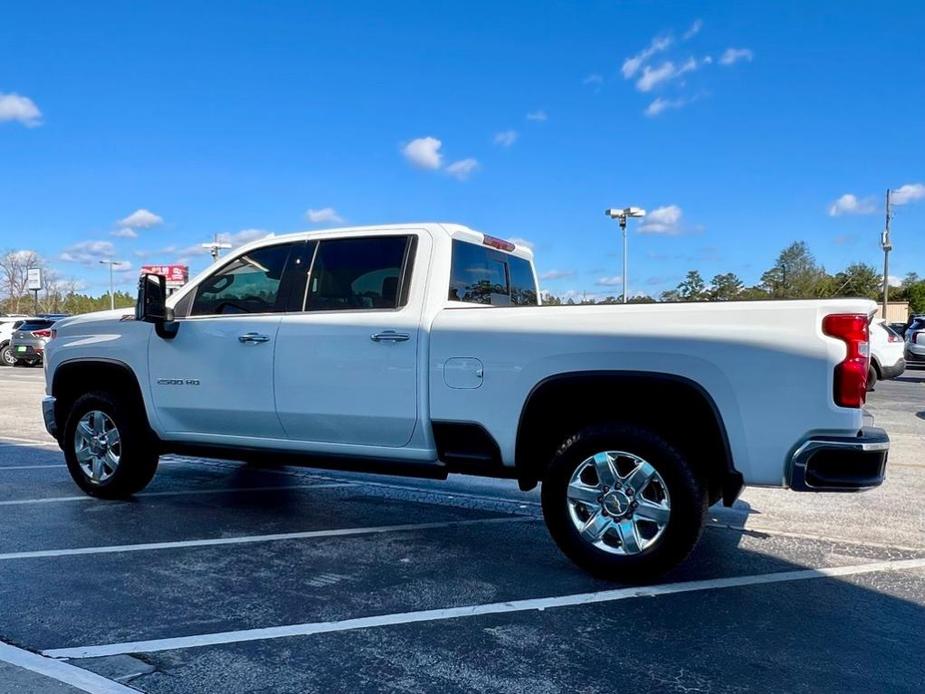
789;427;889;492
11;344;42;361
904;348;925;364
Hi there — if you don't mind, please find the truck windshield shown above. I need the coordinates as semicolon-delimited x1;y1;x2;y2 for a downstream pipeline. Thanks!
448;240;538;306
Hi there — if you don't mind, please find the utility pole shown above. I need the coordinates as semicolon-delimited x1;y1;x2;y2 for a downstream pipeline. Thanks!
605;207;647;304
881;189;893;320
99;260;125;311
201;234;232;262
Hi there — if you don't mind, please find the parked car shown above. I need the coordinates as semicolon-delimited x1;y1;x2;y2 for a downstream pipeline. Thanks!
868;320;905;388
888;321;909;337
0;317;30;367
42;223;889;582
904;316;925;367
10;318;57;366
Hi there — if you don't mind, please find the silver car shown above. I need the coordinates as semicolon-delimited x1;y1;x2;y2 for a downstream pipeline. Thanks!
904;316;925;368
9;318;56;366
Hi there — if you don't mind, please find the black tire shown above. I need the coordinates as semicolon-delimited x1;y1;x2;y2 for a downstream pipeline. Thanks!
541;423;707;583
62;391;159;499
867;364;878;392
0;344;13;367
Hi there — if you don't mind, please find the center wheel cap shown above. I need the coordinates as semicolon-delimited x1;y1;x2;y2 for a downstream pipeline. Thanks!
602;490;630;517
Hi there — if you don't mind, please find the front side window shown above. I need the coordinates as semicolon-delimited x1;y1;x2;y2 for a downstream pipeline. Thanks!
305;236;412;311
190;243;296;316
448;240;538;306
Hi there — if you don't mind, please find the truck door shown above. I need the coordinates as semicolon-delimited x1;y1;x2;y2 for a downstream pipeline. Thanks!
148;240;307;440
274;233;423;447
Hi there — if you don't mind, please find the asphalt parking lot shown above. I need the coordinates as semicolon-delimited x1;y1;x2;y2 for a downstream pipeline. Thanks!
0;366;923;693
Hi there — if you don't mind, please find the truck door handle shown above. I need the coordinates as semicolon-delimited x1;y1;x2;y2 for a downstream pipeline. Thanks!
238;332;271;344
370;330;410;343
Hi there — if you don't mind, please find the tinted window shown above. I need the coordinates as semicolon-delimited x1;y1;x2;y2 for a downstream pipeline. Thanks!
305;236;410;311
191;243;295;316
509;255;538;306
448;240;538;306
18;320;54;331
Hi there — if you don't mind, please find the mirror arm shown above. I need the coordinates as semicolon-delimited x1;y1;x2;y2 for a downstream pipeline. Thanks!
154;307;179;339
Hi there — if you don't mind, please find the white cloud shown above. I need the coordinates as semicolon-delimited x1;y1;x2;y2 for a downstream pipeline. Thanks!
582;74;604;86
526;110;548;122
828;193;876;216
719;48;753;66
111;227;138;239
118;208;164;229
446;158;479;181
493;130;518;147
892;182;925;205
644;96;689;117
622;35;674;79
596;276;623;287
507;237;534;250
402;136;443;169
60;240;116;264
636;57;700;92
888;275;903;288
0;92;42;127
306;207;344;224
683;19;703;40
639;205;684;234
540;269;575;281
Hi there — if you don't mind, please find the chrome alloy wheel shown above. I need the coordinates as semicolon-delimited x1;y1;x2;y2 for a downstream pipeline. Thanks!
566;450;671;555
73;410;122;484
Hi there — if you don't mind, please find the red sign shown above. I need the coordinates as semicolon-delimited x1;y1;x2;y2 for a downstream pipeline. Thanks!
140;265;189;284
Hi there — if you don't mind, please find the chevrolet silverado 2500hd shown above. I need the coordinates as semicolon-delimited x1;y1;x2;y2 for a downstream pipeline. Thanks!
41;224;889;581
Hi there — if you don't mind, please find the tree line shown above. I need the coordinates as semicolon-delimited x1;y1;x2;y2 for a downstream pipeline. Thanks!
0;249;135;315
542;241;925;314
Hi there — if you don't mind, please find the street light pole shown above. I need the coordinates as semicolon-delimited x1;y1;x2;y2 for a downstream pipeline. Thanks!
201;234;232;262
881;189;893;320
605;207;646;303
99;260;126;311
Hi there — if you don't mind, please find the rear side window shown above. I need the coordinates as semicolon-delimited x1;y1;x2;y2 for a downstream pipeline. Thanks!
191;243;296;316
305;236;412;311
448;240;538;306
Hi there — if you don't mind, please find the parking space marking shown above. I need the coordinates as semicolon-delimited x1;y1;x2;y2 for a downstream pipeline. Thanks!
0;482;352;506
0;516;533;562
0;640;135;694
0;464;64;470
42;557;925;660
0;436;59;448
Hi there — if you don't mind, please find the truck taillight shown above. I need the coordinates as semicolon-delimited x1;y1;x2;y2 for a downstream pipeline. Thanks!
32;329;52;339
822;314;869;408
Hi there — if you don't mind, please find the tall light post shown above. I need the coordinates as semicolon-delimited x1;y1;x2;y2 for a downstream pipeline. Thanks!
201;234;232;262
880;189;893;320
605;207;646;303
99;259;126;311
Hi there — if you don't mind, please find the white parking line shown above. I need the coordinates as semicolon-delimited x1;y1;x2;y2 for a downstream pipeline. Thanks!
42;557;925;659
0;516;534;562
0;436;59;448
0;464;63;471
0;640;135;694
0;482;351;506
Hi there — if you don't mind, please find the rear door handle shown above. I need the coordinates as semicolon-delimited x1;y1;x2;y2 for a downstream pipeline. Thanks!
371;330;410;343
238;332;271;344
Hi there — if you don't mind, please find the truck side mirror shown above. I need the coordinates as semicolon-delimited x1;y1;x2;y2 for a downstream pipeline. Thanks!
137;273;178;338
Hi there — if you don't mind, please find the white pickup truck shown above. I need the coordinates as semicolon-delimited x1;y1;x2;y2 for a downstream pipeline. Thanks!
42;223;889;581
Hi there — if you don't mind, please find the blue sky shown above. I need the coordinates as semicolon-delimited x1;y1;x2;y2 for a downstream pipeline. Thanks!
2;1;923;299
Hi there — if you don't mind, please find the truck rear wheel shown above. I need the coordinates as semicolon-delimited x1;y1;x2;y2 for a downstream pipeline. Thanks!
541;423;707;582
63;391;159;499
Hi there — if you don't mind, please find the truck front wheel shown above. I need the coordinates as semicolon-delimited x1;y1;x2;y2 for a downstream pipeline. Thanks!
541;423;707;582
63;391;159;499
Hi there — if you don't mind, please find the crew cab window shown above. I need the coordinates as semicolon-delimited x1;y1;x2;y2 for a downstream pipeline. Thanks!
305;236;413;311
448;240;538;306
190;243;295;316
